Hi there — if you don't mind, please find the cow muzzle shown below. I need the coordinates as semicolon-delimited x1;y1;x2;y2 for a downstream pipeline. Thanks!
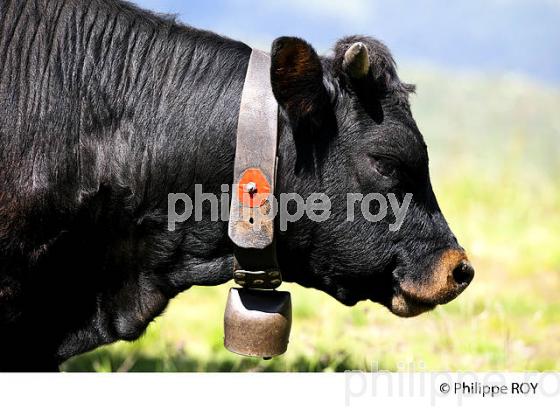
390;249;475;317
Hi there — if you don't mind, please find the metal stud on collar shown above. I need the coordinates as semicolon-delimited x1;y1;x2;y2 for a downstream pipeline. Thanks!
245;181;258;195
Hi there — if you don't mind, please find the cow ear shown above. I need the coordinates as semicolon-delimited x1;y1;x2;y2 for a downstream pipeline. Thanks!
270;37;329;129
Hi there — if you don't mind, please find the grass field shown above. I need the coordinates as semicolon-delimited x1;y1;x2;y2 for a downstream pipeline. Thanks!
62;69;560;372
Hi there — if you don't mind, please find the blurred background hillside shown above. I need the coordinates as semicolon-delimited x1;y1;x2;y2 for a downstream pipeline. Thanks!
63;0;560;371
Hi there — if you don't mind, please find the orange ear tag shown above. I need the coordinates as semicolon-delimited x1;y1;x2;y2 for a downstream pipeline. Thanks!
237;168;272;208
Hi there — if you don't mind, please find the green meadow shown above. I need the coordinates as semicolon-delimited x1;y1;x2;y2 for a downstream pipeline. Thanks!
62;68;560;372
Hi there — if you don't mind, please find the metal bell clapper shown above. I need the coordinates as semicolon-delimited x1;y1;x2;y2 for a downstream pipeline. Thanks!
224;271;292;359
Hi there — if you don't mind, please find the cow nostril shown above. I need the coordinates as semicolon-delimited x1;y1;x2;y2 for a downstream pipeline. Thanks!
452;260;474;285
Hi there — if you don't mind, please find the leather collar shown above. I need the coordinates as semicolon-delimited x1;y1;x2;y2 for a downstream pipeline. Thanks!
228;49;281;289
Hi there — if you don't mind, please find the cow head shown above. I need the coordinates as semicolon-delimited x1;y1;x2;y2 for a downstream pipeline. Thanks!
271;36;474;316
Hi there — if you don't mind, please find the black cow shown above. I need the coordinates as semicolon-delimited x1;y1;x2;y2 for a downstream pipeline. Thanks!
0;0;474;371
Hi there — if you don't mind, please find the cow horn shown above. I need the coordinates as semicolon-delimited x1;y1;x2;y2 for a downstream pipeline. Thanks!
343;42;370;79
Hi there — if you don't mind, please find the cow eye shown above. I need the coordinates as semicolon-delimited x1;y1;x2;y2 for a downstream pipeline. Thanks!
369;156;398;178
